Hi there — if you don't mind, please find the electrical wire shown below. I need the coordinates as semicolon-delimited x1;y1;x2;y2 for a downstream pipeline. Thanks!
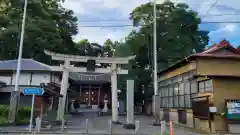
78;14;240;23
201;0;221;18
76;21;240;27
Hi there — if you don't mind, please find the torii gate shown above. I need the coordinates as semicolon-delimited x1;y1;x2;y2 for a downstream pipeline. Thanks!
44;50;135;123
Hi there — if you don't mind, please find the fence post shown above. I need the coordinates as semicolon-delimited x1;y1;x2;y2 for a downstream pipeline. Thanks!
135;120;140;134
108;119;112;134
35;117;41;133
85;119;88;133
160;121;166;135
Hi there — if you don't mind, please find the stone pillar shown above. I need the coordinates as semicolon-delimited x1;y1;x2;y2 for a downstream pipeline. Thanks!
111;63;119;123
8;91;21;123
152;95;160;116
123;80;135;129
57;60;70;120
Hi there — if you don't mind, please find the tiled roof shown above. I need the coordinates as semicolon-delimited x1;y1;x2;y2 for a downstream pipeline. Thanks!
200;40;239;54
0;59;52;71
158;40;240;75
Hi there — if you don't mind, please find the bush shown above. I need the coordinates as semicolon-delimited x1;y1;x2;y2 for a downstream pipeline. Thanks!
0;104;9;117
0;104;31;125
18;106;31;118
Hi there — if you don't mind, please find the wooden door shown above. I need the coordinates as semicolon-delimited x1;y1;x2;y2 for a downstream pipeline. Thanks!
82;87;90;105
90;88;99;105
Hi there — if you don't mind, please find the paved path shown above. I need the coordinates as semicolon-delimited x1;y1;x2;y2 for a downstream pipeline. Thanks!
0;111;219;135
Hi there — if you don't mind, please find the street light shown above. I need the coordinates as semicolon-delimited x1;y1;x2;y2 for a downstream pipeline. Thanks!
8;0;28;123
153;0;158;95
15;0;27;91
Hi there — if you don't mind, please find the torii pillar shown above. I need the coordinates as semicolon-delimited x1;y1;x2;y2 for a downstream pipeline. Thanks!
57;60;70;120
111;63;119;123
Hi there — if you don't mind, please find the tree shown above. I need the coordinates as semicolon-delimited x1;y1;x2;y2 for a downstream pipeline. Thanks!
0;0;78;64
121;0;209;103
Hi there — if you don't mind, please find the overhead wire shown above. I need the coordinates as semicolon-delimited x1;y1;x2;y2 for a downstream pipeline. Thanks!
78;13;240;23
201;0;221;18
76;21;240;28
76;0;240;28
183;0;221;27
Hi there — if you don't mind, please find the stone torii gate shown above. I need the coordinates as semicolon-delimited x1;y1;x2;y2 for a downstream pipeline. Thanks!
44;50;135;123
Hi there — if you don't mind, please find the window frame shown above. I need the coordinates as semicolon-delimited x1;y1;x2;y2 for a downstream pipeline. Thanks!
159;70;199;109
198;79;213;93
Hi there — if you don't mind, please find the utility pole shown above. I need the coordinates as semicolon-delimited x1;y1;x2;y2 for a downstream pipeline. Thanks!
153;0;158;96
152;0;160;116
8;0;28;123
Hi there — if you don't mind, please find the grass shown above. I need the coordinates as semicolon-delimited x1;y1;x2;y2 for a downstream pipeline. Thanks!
0;116;30;126
0;116;9;125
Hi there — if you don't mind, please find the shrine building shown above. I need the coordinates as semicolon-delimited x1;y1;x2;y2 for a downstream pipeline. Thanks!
0;59;112;111
157;40;240;133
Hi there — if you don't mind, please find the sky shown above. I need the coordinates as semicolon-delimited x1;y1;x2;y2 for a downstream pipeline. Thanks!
61;0;240;47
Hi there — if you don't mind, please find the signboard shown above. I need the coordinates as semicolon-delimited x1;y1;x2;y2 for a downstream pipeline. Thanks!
226;100;240;120
23;87;44;95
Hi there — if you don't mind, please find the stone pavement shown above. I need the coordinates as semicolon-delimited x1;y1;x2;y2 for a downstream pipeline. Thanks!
0;112;222;135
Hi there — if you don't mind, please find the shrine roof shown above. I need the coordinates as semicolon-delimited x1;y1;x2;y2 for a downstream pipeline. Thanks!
0;59;52;71
158;40;240;75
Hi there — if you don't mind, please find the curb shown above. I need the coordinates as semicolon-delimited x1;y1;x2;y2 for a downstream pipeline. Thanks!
0;131;149;135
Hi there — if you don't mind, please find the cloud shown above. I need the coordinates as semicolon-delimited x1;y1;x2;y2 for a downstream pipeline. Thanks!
62;0;240;45
208;24;240;46
73;26;136;44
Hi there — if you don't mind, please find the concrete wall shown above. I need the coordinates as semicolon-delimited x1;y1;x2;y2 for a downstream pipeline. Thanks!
169;109;178;124
159;108;215;132
186;109;194;128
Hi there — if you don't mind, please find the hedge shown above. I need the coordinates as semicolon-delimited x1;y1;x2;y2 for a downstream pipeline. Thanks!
0;104;31;124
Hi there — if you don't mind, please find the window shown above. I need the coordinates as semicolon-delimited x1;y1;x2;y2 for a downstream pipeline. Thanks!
198;79;213;92
174;96;178;107
159;72;199;109
169;97;173;107
179;95;184;107
190;80;198;93
199;81;205;92
164;97;168;107
184;82;190;94
174;84;179;95
159;88;163;97
184;95;191;108
169;87;173;96
179;83;184;95
205;80;213;92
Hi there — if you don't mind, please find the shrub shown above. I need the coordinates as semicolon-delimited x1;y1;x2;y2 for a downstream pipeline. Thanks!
0;104;9;117
18;106;31;118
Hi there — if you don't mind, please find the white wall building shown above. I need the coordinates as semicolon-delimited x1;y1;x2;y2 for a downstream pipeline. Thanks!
0;59;61;106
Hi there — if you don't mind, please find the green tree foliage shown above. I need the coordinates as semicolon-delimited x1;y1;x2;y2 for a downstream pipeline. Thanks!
115;0;209;102
0;0;78;63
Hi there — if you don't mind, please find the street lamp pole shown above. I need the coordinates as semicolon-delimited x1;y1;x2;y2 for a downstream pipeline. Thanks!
152;0;160;116
153;0;158;96
8;0;28;123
